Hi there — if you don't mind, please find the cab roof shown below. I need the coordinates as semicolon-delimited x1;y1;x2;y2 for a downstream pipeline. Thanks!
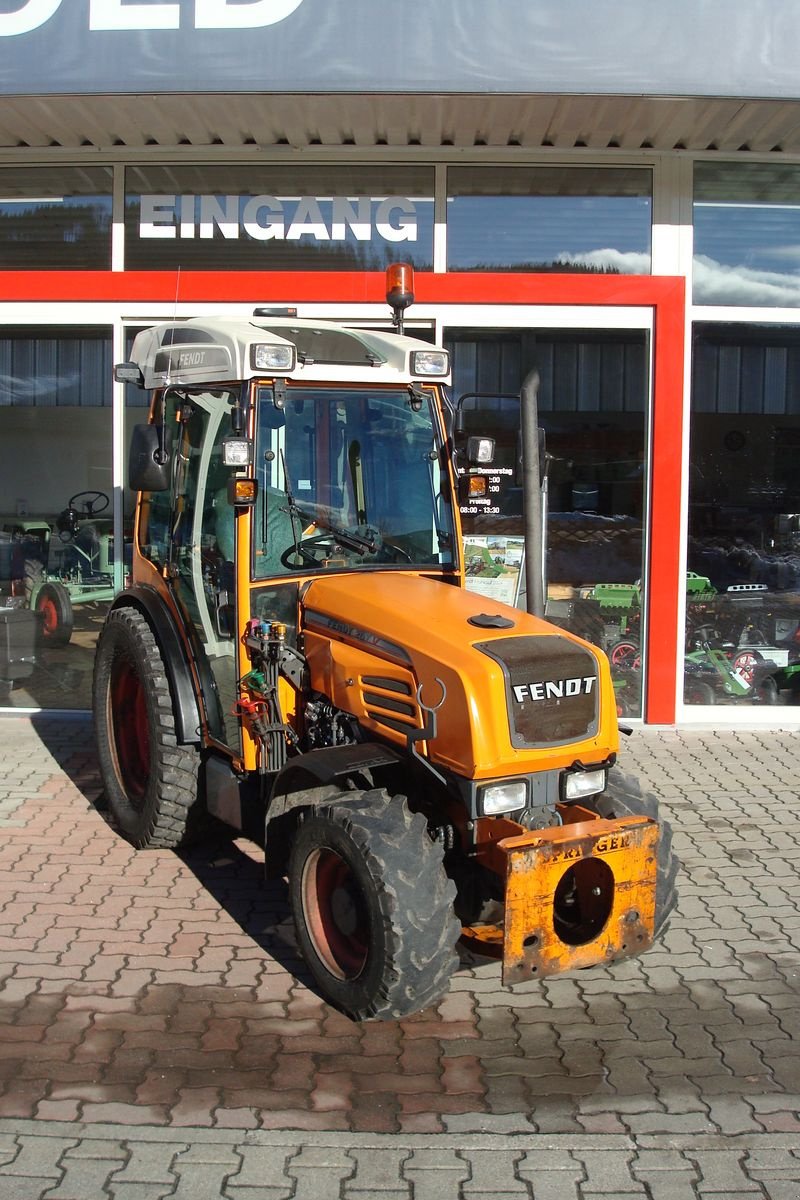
124;316;450;390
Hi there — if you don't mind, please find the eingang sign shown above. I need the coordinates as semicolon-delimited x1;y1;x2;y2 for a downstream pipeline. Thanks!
139;194;419;244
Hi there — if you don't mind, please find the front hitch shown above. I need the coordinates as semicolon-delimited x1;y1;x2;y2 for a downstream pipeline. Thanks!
464;808;659;982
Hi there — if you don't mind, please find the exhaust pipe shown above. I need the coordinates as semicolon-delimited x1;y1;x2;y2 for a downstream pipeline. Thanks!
521;369;545;618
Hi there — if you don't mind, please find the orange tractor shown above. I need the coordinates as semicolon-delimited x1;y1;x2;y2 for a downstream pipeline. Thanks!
93;273;676;1019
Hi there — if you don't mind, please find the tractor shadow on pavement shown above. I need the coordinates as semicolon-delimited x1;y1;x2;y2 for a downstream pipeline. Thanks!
176;836;318;992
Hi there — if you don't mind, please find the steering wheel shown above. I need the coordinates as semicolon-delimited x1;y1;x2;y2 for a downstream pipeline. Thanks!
280;535;343;570
57;490;111;541
280;531;414;570
68;490;110;518
377;540;412;564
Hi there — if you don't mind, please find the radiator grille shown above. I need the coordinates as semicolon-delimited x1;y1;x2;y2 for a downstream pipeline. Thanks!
476;635;600;748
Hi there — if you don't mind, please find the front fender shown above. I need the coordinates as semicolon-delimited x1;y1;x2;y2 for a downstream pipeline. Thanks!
263;742;403;875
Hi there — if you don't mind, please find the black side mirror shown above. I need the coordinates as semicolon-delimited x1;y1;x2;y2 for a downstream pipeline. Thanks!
129;424;171;492
114;361;144;387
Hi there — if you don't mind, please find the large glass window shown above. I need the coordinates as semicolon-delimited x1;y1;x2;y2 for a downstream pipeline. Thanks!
447;327;649;718
254;384;455;578
125;165;434;272
686;323;800;707
0;167;113;269
694;161;800;307
447;166;652;274
0;328;114;711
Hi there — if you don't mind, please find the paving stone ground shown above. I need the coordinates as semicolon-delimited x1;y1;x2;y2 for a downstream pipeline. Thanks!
0;713;799;1197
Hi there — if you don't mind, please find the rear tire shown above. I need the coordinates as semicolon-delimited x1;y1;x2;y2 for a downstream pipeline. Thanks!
23;557;44;605
93;604;204;849
35;582;73;647
289;790;460;1020
584;768;679;940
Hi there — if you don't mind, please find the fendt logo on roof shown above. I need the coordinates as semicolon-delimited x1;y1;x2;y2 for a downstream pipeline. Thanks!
0;0;304;37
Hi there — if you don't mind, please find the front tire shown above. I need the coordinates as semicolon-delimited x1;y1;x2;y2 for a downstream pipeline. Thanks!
93;605;204;849
585;768;679;940
35;581;73;647
289;790;460;1020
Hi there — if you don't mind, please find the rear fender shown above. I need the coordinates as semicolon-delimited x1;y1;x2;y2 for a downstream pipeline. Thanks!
109;587;202;745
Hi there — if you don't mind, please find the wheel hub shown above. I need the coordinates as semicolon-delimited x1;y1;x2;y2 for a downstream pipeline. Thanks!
301;846;369;980
330;885;359;937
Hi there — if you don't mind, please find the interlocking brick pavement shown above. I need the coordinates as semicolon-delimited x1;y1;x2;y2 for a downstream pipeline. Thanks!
0;713;799;1197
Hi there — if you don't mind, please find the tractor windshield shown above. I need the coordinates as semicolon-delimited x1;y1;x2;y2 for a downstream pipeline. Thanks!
253;384;455;578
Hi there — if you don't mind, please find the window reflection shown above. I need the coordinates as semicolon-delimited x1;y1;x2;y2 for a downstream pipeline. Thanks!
125;165;434;272
447;166;651;274
447;328;649;718
686;323;800;706
0;167;112;269
0;329;114;710
694;161;800;307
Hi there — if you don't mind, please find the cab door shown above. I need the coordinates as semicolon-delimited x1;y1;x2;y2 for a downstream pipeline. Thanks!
163;388;240;751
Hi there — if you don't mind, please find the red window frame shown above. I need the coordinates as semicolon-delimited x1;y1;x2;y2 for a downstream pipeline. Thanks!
0;269;685;721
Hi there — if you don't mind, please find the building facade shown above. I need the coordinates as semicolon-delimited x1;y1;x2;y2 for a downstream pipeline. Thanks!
2;0;800;726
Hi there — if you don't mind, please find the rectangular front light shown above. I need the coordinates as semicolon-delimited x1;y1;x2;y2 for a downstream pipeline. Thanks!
480;780;527;816
251;343;296;372
468;436;496;466
411;349;449;376
222;437;253;466
563;769;606;802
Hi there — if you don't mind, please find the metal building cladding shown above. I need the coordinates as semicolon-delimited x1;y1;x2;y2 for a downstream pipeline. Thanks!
2;0;800;726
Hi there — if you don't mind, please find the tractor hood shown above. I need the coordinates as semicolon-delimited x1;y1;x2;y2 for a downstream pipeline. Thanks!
300;573;619;780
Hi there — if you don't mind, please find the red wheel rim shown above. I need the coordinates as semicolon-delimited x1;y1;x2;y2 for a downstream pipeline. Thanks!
301;847;369;980
38;597;58;637
110;656;150;802
732;651;759;685
611;642;641;670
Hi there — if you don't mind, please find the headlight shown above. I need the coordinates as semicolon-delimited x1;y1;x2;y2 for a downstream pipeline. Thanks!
563;768;607;802
251;343;296;371
467;436;495;466
479;779;527;816
410;349;449;376
222;437;252;466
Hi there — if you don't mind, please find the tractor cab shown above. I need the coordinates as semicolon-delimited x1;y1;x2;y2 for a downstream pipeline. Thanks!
121;311;459;579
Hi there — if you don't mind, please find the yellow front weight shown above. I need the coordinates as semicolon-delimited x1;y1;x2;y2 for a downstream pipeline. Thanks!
500;815;659;984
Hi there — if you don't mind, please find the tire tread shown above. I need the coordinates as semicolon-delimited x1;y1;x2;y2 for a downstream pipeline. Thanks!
291;789;460;1020
93;604;202;850
589;767;679;939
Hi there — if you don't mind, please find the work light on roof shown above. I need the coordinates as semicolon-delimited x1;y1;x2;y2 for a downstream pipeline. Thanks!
251;343;296;372
411;349;450;377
